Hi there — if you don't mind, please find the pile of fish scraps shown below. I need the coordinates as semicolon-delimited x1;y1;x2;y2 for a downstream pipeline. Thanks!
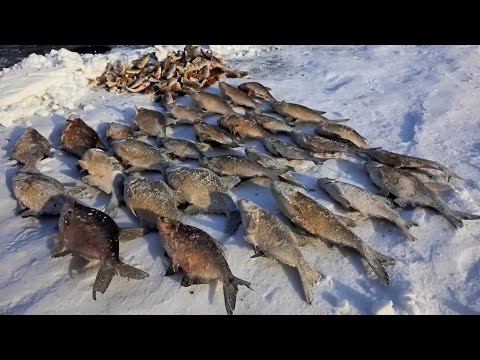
91;45;249;99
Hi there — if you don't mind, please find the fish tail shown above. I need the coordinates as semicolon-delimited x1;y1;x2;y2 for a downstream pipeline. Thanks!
92;262;115;300
222;274;252;315
297;259;321;305
113;261;150;280
361;245;395;286
441;207;480;228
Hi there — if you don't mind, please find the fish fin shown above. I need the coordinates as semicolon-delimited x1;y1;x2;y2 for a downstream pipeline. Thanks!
166;117;177;126
14;201;27;215
213;239;228;255
51;249;72;258
118;227;146;242
424;182;453;194
311;157;325;165
181;275;209;287
125;166;146;174
220;176;242;190
165;262;179;276
114;261;149;280
133;129;148;137
195;142;211;153
184;205;206;215
92;262;115;300
20;209;40;218
133;105;140;114
374;195;396;208
377;188;390;197
51;238;71;258
335;214;358;228
450;209;480;221
222;275;252;315
285;116;295;125
64;185;87;196
394;198;413;208
297;259;322;305
361;246;395;286
250;251;266;258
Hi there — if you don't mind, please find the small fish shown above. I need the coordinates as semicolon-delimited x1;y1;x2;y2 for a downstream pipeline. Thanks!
193;122;242;148
12;128;53;165
189;90;236;115
238;82;276;102
246;112;293;133
238;199;321;304
271;181;395;286
271;101;347;125
106;122;146;142
262;137;324;164
158;217;251;315
77;148;125;194
363;148;462;181
13;165;86;217
290;130;361;157
61;116;107;158
364;161;480;229
166;166;241;235
120;176;184;229
219;114;266;140
52;200;149;300
199;154;296;185
315;123;368;149
244;147;292;171
112;139;170;174
162;138;210;160
318;178;417;241
219;82;259;109
133;106;175;138
162;93;205;124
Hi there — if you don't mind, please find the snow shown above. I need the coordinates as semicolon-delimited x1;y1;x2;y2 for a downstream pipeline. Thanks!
1;45;480;314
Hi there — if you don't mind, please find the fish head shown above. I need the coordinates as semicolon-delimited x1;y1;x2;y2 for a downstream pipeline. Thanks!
237;198;258;214
157;217;178;235
124;173;143;187
237;198;259;229
198;155;209;167
270;180;297;199
317;177;337;189
364;161;384;184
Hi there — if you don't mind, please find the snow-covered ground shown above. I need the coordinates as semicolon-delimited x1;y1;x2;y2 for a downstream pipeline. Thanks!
1;45;479;315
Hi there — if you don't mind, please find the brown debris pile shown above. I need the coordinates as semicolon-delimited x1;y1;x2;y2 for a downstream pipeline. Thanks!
92;45;249;99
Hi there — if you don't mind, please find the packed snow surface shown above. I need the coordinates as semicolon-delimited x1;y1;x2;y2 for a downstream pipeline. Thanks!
1;45;479;314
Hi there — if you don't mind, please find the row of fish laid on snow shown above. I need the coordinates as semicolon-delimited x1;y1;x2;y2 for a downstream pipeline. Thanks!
9;78;480;315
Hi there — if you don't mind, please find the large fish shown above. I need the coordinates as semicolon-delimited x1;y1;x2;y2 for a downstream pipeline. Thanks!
158;217;251;315
166;166;241;235
12;128;53;165
52;200;149;300
317;177;417;241
238;199;321;304
271;181;395;286
365;161;480;228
